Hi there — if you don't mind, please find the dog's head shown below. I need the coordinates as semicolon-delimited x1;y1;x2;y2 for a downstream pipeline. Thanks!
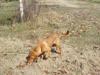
26;55;35;64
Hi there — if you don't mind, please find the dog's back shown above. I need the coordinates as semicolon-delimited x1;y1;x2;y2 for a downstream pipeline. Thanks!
45;31;69;44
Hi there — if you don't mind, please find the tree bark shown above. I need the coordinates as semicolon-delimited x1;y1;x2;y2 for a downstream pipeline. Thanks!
19;0;24;22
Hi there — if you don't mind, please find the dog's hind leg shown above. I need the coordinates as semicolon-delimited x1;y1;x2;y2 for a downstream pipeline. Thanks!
56;45;61;54
53;38;62;55
43;47;51;60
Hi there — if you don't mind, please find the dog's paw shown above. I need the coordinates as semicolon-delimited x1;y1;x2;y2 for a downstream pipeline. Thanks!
43;56;48;60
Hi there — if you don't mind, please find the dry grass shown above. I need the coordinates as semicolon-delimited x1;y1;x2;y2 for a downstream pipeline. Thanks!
0;0;100;75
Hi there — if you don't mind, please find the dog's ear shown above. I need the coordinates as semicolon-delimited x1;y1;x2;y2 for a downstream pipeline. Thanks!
62;31;69;35
26;56;30;60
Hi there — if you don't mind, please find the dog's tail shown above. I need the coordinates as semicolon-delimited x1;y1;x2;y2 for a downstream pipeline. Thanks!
59;30;69;38
61;31;69;35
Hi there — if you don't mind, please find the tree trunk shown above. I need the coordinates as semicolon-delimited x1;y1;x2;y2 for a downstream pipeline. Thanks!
19;0;24;22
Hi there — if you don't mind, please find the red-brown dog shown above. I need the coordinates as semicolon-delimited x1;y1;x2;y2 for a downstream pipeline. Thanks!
17;31;69;67
26;31;69;65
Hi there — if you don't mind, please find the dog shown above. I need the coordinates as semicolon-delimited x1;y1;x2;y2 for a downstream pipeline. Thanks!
17;31;69;67
26;31;69;65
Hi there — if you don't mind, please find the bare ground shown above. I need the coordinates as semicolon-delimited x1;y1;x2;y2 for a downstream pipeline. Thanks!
0;0;100;75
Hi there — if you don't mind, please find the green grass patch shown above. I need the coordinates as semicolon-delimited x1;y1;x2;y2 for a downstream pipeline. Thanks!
89;0;100;3
0;1;19;25
79;0;100;3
